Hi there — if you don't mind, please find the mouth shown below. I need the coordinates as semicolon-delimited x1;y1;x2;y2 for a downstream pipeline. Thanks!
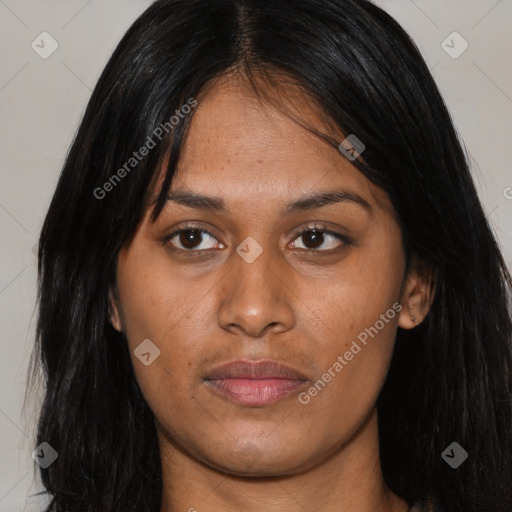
203;359;309;407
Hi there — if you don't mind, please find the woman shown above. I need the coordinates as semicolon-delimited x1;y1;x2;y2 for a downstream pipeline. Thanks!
30;0;512;511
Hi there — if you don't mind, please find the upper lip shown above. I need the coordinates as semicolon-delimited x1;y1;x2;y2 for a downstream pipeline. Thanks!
204;359;309;381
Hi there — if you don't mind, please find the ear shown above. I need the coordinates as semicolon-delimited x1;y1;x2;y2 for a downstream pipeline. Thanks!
108;287;123;332
398;259;436;329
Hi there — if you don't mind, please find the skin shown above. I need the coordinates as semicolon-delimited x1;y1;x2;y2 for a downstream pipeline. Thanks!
110;72;434;512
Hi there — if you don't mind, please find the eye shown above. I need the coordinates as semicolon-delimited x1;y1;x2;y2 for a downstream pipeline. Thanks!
290;224;350;253
164;225;224;252
163;222;351;255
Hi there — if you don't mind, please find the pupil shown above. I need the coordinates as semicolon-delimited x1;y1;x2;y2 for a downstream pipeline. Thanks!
303;229;324;249
180;229;202;249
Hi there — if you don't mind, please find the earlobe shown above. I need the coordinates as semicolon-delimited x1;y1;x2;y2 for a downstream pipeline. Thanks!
108;288;123;332
398;263;436;330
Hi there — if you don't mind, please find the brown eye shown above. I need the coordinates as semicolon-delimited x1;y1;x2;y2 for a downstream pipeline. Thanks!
165;228;222;252
300;230;325;249
291;228;346;252
178;229;204;250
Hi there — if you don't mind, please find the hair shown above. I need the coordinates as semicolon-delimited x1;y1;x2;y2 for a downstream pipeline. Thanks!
29;0;512;511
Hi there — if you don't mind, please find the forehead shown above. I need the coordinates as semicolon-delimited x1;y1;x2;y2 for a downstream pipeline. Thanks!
178;76;358;182
155;72;393;216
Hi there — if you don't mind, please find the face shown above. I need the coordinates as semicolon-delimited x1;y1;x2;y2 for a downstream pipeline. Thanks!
110;73;424;477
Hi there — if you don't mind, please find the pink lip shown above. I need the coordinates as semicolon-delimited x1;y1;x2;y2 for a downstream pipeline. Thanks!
203;359;309;407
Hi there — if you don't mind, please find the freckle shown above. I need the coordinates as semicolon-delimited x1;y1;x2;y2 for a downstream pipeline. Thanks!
349;323;354;330
257;159;263;164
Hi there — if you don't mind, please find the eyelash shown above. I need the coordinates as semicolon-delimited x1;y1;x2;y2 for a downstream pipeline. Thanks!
162;221;353;257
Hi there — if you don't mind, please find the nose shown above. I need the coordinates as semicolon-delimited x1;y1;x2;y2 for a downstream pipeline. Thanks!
218;243;295;339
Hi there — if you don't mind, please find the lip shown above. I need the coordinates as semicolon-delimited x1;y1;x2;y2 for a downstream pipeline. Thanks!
203;359;309;407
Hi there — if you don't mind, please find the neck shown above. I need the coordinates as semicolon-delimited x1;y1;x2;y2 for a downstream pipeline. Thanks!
158;409;409;512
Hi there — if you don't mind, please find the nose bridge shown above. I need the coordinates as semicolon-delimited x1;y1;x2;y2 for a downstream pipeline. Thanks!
218;236;294;336
235;239;276;294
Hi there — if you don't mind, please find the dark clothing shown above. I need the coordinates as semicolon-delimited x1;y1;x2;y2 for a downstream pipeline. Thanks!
409;498;444;512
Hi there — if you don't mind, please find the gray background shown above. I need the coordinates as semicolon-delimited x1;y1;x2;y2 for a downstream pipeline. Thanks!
0;1;511;510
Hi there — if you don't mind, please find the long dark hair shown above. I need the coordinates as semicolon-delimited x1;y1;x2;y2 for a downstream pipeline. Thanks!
29;1;512;511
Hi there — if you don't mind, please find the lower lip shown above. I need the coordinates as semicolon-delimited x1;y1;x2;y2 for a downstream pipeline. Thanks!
204;378;307;406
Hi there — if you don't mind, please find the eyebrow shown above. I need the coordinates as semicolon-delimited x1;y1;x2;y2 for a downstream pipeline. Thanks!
166;189;372;216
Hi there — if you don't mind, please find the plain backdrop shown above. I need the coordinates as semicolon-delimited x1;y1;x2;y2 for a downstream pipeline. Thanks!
0;1;511;510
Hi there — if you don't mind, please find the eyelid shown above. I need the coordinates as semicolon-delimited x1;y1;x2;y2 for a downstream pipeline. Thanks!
294;222;343;239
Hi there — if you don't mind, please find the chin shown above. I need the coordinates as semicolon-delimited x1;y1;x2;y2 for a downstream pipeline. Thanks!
200;443;318;478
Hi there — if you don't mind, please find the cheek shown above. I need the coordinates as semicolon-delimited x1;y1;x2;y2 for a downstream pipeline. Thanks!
116;247;203;343
297;234;404;411
312;246;403;351
115;249;218;402
298;302;399;436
